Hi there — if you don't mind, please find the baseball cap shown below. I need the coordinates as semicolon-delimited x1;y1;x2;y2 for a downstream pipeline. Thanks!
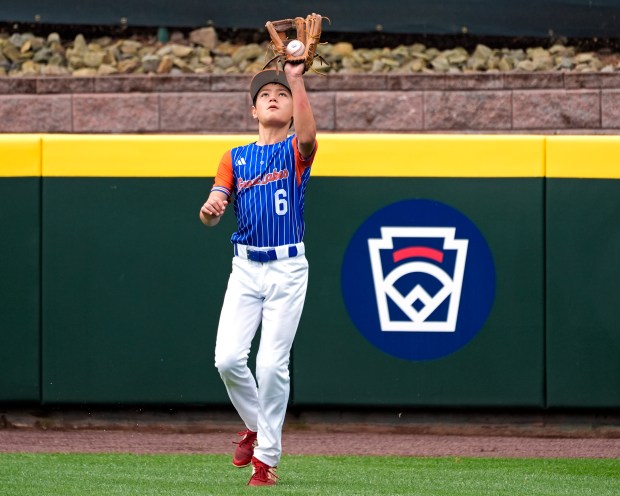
250;69;291;103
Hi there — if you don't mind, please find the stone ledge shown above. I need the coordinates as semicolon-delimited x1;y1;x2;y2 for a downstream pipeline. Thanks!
1;73;619;133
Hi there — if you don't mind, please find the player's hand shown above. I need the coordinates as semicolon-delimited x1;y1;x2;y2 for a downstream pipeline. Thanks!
284;62;305;79
200;196;229;226
201;197;228;217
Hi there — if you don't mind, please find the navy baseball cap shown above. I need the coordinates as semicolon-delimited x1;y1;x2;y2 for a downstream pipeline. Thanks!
250;69;291;103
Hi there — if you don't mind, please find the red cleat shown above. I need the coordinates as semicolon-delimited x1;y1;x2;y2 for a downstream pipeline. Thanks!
248;457;278;486
232;429;257;468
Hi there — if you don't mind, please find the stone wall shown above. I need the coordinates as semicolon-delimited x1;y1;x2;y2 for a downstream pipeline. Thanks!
1;72;620;134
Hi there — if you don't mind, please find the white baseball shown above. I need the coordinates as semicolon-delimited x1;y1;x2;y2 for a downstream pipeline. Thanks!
286;40;305;57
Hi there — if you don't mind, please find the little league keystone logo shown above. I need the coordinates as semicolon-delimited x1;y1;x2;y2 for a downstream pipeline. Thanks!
341;199;496;361
369;227;468;332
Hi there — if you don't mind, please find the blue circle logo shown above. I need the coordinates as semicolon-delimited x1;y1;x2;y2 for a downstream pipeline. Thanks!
341;199;496;361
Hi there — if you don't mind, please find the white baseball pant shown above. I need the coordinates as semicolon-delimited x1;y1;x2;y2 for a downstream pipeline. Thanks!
214;254;308;468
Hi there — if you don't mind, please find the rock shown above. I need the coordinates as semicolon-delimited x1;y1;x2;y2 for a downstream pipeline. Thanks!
33;47;53;63
68;55;85;70
556;56;574;70
169;31;185;43
47;33;61;44
392;45;410;58
332;42;354;57
232;43;263;64
102;49;116;65
517;60;536;71
3;44;22;63
21;40;32;54
497;58;513;72
408;58;427;72
341;55;358;70
529;48;554;71
189;27;218;50
40;64;70;76
93;36;114;48
20;60;40;75
575;53;595;64
214;55;235;70
170;44;193;58
142;54;161;73
245;61;265;73
73;34;87;54
473;44;493;60
425;47;441;59
117;58;141;73
431;54;451;72
9;33;24;48
212;41;237;56
446;48;468;65
97;64;118;75
156;45;172;57
73;67;98;77
48;53;66;66
120;40;142;54
157;56;174;74
83;51;105;68
199;55;213;66
467;49;490;71
382;57;401;68
371;59;385;72
411;51;431;62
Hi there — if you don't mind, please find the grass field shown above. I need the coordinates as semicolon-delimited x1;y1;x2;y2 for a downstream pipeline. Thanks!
0;453;618;495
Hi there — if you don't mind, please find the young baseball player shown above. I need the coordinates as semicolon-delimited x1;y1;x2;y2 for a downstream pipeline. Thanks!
199;62;317;487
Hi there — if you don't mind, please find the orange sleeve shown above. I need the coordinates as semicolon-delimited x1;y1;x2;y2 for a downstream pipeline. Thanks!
211;150;234;197
293;136;318;186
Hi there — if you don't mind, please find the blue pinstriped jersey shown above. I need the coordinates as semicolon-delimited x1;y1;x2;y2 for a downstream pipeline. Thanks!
223;135;315;248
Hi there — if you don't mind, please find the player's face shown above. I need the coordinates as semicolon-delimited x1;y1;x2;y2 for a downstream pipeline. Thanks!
252;83;293;126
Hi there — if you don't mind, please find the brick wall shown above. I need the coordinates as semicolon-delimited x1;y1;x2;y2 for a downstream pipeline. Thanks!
1;72;620;134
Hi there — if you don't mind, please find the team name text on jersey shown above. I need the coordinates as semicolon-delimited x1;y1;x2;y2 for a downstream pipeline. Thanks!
237;168;290;191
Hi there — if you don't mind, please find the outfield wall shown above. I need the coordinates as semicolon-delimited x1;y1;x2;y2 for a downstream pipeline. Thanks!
1;134;618;408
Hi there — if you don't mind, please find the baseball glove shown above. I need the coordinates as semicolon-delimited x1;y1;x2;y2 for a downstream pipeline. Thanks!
264;13;329;73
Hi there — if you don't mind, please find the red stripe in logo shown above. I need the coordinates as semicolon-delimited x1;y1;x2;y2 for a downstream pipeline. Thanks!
393;246;444;263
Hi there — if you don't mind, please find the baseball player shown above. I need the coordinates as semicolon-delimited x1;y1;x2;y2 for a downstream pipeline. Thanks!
199;62;317;486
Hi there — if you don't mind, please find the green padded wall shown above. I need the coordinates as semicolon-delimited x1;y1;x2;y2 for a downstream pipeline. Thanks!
0;178;41;402
41;178;232;404
546;178;620;407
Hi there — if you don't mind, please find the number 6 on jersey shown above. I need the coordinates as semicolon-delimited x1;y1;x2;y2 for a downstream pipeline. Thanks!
275;189;288;215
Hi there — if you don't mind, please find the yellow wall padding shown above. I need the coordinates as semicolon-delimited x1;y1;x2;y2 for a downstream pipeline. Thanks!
40;133;546;178
41;134;252;177
547;136;620;179
313;134;545;177
0;135;41;177
2;134;619;179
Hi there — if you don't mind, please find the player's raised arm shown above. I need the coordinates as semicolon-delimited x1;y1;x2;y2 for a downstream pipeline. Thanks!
284;63;316;158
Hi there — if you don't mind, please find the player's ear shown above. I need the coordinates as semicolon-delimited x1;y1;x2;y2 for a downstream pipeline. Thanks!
251;106;258;120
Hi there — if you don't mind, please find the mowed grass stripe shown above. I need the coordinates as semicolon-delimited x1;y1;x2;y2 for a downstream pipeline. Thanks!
0;453;618;496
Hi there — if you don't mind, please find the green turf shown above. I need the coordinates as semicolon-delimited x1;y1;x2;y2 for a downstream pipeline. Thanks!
0;454;618;495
